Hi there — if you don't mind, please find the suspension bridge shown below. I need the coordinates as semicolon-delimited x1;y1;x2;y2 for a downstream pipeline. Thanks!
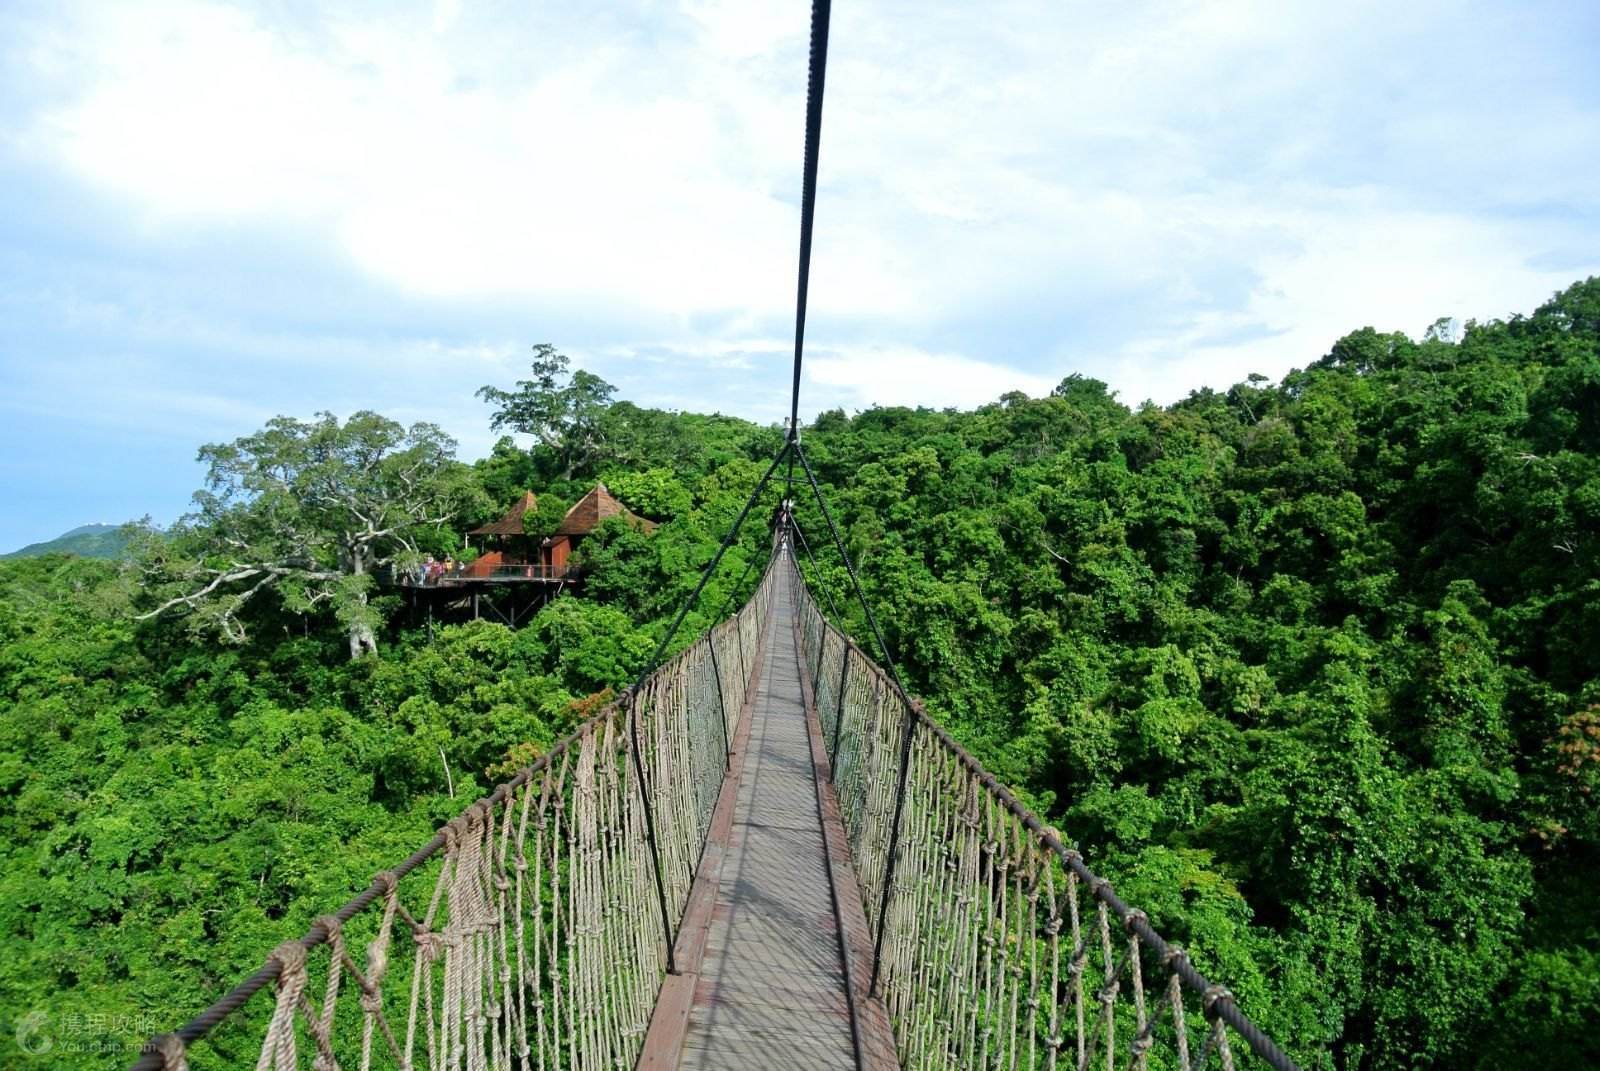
131;491;1297;1071
133;3;1302;1067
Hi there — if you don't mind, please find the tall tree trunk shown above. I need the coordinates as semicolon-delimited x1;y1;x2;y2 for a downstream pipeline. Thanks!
348;619;378;659
346;549;379;659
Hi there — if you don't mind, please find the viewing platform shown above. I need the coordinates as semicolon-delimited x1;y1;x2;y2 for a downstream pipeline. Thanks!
390;561;574;587
387;481;656;598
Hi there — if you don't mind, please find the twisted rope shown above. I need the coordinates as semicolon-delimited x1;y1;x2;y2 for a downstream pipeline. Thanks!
131;556;787;1071
786;546;1301;1071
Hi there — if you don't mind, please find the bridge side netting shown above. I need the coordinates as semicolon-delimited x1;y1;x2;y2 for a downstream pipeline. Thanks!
788;550;1298;1071
134;555;781;1071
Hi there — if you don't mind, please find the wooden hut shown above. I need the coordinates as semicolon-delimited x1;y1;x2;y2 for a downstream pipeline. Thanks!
462;483;655;579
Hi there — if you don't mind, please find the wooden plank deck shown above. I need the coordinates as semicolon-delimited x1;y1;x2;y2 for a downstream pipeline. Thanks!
643;563;908;1062
638;564;899;1071
677;570;856;1069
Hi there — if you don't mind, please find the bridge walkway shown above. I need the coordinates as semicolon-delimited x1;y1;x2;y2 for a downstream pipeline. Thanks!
643;567;896;1071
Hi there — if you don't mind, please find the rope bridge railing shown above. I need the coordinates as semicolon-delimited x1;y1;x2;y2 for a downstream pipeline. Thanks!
132;554;780;1071
787;549;1299;1071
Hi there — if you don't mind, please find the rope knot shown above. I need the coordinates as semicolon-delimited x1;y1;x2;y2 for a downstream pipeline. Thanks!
315;914;344;942
414;931;446;961
1161;944;1188;971
359;986;383;1015
1131;1033;1154;1056
268;940;308;984
1202;984;1234;1019
1122;908;1148;936
152;1032;188;1071
372;870;398;895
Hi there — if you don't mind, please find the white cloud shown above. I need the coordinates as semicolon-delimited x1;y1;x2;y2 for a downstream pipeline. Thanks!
3;0;1598;419
431;0;462;34
17;1;818;318
1098;190;1585;403
681;0;804;58
807;345;1055;410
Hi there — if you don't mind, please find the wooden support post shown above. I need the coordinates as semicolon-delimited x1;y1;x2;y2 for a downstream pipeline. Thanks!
708;642;732;770
831;640;852;770
734;605;747;682
810;611;824;696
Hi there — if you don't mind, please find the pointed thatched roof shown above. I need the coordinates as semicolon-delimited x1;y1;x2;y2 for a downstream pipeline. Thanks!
467;490;538;537
556;483;657;536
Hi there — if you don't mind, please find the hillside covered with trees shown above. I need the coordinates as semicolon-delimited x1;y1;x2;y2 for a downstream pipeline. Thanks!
1;524;130;562
2;279;1598;1069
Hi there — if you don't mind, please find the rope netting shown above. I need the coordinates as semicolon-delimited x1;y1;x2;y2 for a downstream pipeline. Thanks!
133;557;779;1071
788;549;1299;1071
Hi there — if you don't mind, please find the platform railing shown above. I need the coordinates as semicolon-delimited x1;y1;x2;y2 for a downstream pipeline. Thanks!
390;561;575;587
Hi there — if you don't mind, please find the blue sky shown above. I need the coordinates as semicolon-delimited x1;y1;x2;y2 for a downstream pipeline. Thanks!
1;0;1597;550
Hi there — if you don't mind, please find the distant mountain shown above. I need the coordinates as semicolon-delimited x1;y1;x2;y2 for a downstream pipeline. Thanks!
1;524;132;560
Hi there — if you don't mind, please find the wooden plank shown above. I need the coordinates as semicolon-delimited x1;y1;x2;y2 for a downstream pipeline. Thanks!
641;567;902;1071
640;974;697;1071
637;602;770;1071
792;596;904;1071
675;572;858;1070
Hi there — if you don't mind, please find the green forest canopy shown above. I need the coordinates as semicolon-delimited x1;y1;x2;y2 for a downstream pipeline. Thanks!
3;279;1599;1068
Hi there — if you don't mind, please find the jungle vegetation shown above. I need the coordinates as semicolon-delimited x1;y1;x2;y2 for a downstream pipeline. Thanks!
2;279;1598;1068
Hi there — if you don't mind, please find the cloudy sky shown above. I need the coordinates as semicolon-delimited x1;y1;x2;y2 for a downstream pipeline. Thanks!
1;0;1596;549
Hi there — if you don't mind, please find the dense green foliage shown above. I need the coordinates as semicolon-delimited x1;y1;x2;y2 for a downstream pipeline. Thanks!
3;281;1599;1068
134;411;483;658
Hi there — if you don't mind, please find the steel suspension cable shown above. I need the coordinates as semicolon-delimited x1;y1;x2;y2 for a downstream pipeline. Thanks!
623;438;792;972
789;441;918;997
787;0;833;440
715;542;772;693
788;515;846;688
713;552;760;624
788;514;845;627
789;444;910;715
